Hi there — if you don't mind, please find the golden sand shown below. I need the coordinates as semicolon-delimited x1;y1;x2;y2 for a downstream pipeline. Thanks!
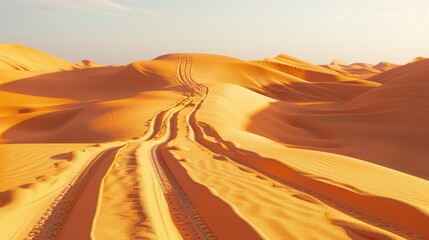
0;44;428;239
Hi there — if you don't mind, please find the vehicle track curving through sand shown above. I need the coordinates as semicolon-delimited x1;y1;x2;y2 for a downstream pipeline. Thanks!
25;146;123;240
23;53;428;240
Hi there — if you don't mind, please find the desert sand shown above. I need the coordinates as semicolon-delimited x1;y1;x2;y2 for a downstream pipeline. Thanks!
0;44;428;240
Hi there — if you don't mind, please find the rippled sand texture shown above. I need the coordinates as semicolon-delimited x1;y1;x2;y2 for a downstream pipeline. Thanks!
0;44;428;240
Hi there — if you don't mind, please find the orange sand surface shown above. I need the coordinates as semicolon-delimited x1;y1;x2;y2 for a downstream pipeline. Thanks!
0;44;428;239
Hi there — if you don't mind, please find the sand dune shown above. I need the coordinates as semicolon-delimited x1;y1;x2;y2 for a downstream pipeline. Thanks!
373;61;399;72
322;59;399;80
255;54;357;82
75;60;102;68
0;46;428;240
369;58;429;83
409;57;427;63
0;44;75;72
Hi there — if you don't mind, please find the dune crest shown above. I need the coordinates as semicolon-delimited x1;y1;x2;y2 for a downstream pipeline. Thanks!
1;45;428;240
330;58;349;66
323;58;399;80
0;44;75;72
409;56;427;63
75;60;102;68
255;54;356;82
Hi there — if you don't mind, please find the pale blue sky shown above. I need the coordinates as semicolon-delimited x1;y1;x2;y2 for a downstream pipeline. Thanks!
1;0;428;64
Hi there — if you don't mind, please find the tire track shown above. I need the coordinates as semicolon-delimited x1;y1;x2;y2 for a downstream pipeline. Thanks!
190;119;426;240
169;53;425;239
25;146;123;240
145;53;215;239
158;53;263;239
90;142;155;239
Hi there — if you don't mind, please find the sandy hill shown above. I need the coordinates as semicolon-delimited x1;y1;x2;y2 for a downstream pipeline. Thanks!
369;58;429;84
0;52;377;144
254;54;360;83
323;59;399;80
330;59;349;66
350;58;429;107
246;58;429;180
1;45;428;240
0;44;76;72
76;60;102;68
409;56;427;63
372;61;399;72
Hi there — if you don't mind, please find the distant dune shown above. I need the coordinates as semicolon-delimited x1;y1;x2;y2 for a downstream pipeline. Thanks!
322;58;399;80
75;60;102;68
255;54;356;82
0;44;428;240
409;56;427;63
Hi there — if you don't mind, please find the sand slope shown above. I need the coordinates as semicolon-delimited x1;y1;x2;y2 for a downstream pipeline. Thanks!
0;44;75;72
369;58;429;83
0;46;428;240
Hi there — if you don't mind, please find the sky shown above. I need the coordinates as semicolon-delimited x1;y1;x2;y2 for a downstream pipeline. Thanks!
0;0;428;65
